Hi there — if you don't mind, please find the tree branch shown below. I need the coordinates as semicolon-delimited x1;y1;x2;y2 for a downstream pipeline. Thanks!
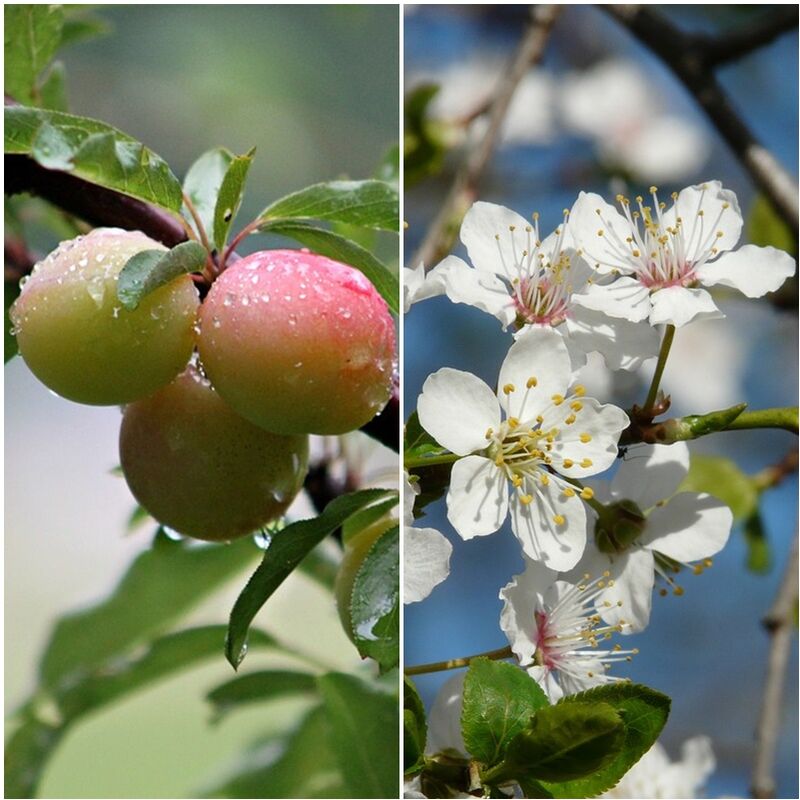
751;531;798;799
604;5;799;237
411;4;561;269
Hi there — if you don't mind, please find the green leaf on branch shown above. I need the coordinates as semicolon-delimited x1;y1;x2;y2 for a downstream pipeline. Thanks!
404;676;427;773
259;180;399;232
59;10;112;48
207;669;317;721
39;531;259;693
258;220;399;314
5;279;21;362
4;4;64;106
5;718;63;800
404;410;454;464
461;657;549;767
748;195;797;257
537;683;670;798
5;107;184;213
679;454;758;520
226;489;392;669
375;145;399;184
182;147;234;248
38;61;68;111
349;525;399;672
341;493;399;545
214;147;255;254
404;83;448;187
117;241;207;309
486;702;624;785
743;510;772;574
317;672;399;798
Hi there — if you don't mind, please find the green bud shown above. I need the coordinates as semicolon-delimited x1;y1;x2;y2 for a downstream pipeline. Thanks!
595;500;647;553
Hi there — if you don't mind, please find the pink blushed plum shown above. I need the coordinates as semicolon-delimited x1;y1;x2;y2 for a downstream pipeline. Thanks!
119;367;309;542
197;249;396;435
10;228;199;405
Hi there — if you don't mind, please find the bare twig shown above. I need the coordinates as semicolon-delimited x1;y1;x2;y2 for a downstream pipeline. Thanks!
411;4;561;269
604;5;799;237
751;531;798;798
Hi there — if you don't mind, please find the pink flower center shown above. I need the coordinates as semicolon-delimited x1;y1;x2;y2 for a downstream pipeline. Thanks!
511;276;570;327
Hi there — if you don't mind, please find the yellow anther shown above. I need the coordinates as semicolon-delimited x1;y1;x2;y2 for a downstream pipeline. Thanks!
635;195;643;204
532;211;539;220
562;459;574;468
494;454;504;467
579;433;592;443
716;230;724;238
511;474;523;488
649;185;658;194
562;487;576;498
539;473;550;486
536;414;544;424
580;487;594;500
580;458;593;468
565;413;577;425
503;383;515;395
587;671;594;678
597;229;604;237
570;400;583;411
526;376;538;388
551;394;564;406
525;225;532;232
509;225;516;231
703;558;713;568
673;586;685;596
553;514;565;525
697;209;704;216
485;427;494;439
494;234;500;241
671;191;678;200
573;385;586;397
520;494;533;505
660;588;668;597
722;202;730;209
632;249;640;257
693;564;704;576
508;417;520;429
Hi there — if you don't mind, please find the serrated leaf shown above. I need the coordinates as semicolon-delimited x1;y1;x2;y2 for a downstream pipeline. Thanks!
317;672;399;798
538;683;671;798
202;705;348;799
260;220;399;314
207;669;317;719
183;147;234;248
226;489;391;669
461;657;549;767
260;180;399;232
117;240;207;310
5;279;21;362
487;702;624;785
349;525;399;672
213;147;255;254
40;531;259;692
404;676;427;773
341;494;399;545
38;61;68;111
679;454;758;520
4;5;64;106
5;106;183;213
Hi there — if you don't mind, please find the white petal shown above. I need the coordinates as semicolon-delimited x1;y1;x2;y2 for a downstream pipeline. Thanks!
403;470;417;527
403;260;449;312
440;254;516;326
427;671;467;756
610;442;690;509
497;328;571;421
568;192;639;275
527;665;563;703
564;304;660;371
499;559;557;665
697;244;796;298
418;368;500;455
551;398;629;479
573;276;652;323
404;526;453;604
640;492;733;561
648;286;723;327
662;181;742;261
510;479;587;570
460;201;533;279
676;736;716;788
446;455;508;540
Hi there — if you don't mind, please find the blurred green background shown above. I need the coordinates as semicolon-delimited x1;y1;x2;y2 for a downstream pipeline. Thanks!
5;5;398;798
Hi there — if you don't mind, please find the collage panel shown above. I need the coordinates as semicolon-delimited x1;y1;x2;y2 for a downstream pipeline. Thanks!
403;5;798;800
6;5;400;799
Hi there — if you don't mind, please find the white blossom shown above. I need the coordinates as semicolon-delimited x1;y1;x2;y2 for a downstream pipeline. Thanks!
569;181;796;328
417;329;629;570
404;261;449;313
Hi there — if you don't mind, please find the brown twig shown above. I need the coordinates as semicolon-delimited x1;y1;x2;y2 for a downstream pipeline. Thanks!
751;531;798;798
604;5;799;237
411;4;561;269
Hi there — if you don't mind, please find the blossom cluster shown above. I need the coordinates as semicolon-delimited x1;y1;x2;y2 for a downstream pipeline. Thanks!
404;181;795;793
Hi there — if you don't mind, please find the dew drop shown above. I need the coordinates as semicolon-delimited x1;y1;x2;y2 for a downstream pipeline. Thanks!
253;530;272;550
162;526;184;541
78;257;89;268
212;316;221;329
260;293;270;303
294;361;303;368
86;276;105;308
250;274;259;285
223;292;235;307
112;306;120;319
241;296;250;306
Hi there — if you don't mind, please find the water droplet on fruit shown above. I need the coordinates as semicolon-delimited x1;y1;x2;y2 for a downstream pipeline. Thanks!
96;253;105;263
112;306;120;319
284;295;292;302
223;292;235;307
271;489;286;504
288;315;297;326
162;526;183;541
78;257;89;268
241;296;250;306
18;276;29;289
212;316;221;329
294;361;303;368
250;274;259;285
260;293;270;303
86;276;105;307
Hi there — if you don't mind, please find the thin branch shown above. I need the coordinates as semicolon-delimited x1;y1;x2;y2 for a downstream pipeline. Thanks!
411;4;561;269
751;531;798;799
404;645;514;676
604;5;799;237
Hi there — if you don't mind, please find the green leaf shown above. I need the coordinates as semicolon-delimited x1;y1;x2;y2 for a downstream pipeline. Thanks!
4;4;64;105
375;145;399;184
317;672;399;798
56;626;276;720
207;669;317;719
40;531;259;692
260;220;399;314
260;180;399;232
59;11;112;48
404;410;454;464
404;677;427;773
341;493;399;545
744;509;772;573
226;489;391;669
182;147;234;249
5;718;63;799
5;279;21;362
38;61;68;111
349;525;399;672
748;194;797;257
539;683;671;798
5;106;183;213
117;240;207;310
404;84;447;187
485;702;624;785
679;454;758;520
202;705;348;798
461;657;549;767
213;147;255;254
